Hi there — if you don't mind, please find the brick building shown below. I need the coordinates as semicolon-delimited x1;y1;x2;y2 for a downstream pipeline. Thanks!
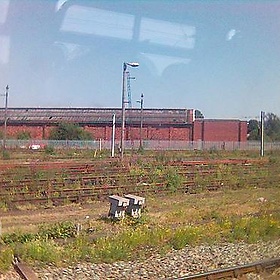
0;108;247;142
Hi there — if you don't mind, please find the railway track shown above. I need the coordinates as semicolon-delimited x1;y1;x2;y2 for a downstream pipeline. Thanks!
175;257;280;279
0;158;276;206
13;257;39;280
11;257;280;280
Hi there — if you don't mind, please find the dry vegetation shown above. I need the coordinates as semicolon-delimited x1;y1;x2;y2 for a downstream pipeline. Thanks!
0;149;280;272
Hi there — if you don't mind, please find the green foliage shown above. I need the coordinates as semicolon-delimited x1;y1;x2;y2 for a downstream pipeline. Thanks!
49;122;93;140
1;213;280;265
248;112;280;141
16;131;31;140
170;227;201;249
63;236;92;262
0;247;13;273
91;225;170;263
247;119;260;140
264;113;280;141
226;215;280;243
195;109;204;119
247;119;259;134
44;145;55;155
137;145;144;154
2;232;35;244
37;221;77;240
0;201;8;211
1;150;10;160
164;167;184;192
14;240;61;264
247;128;260;140
155;152;168;163
91;236;131;263
2;221;76;245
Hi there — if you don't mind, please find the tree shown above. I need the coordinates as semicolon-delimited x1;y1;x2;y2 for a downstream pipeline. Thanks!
264;113;280;141
17;131;31;140
49;123;93;140
195;110;204;119
247;113;280;141
247;119;260;140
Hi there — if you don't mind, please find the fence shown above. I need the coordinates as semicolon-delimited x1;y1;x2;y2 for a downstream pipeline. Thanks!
1;139;280;151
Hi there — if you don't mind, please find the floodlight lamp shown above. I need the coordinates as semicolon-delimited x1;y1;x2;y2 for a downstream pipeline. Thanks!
126;62;139;67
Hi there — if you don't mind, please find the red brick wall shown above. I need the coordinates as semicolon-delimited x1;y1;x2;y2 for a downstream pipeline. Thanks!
85;126;192;141
239;121;248;142
2;121;247;142
193;120;247;142
84;126;112;140
4;125;44;139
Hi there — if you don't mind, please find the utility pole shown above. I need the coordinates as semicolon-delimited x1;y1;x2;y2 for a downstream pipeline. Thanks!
120;63;127;160
260;111;265;157
111;114;116;157
137;93;144;149
3;85;9;153
120;62;139;160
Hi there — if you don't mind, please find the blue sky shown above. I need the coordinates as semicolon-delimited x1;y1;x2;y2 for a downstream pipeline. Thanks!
0;0;279;119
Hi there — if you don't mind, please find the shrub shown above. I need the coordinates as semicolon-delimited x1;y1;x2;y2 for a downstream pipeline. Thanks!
1;150;10;160
170;227;201;249
16;131;31;140
91;236;130;263
14;240;61;264
2;232;35;244
164;167;184;192
49;122;92;140
38;221;77;240
0;247;13;273
44;145;55;155
63;236;92;262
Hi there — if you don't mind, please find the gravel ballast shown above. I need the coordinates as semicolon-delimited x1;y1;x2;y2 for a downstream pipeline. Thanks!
30;239;280;280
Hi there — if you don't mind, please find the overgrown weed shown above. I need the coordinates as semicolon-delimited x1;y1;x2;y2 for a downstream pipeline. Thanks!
0;212;280;269
0;247;13;273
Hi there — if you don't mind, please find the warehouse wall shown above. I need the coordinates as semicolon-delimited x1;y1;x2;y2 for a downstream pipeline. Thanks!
193;120;247;142
1;119;247;142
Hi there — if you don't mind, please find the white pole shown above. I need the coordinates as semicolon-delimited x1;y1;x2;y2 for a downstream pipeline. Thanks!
111;114;116;157
260;111;265;157
120;63;126;160
3;85;8;152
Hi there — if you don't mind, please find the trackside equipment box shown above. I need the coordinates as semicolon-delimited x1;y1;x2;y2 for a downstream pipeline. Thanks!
108;195;130;219
124;194;145;218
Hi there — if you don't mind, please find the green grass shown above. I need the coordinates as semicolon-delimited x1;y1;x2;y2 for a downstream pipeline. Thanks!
0;247;13;273
0;150;280;272
1;211;280;269
13;240;62;264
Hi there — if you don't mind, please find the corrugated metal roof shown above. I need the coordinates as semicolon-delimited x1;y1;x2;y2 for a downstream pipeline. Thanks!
0;107;190;125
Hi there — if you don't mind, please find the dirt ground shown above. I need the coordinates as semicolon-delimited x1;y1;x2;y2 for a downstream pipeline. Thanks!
0;201;109;234
1;187;279;235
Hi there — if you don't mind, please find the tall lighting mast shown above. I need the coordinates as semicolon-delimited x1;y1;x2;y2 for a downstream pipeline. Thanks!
3;85;9;154
120;62;139;159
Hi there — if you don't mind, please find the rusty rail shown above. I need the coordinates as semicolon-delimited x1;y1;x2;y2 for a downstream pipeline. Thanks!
13;257;39;280
0;158;275;206
174;257;280;280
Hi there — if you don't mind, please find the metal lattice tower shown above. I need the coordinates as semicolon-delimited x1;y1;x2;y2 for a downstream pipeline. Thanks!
126;71;132;108
126;71;135;108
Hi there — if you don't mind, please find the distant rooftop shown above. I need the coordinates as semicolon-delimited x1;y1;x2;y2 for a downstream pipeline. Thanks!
0;107;194;126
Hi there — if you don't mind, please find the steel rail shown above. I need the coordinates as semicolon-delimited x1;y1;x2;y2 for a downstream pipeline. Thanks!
0;159;275;206
4;178;277;206
13;257;39;280
0;162;270;183
174;257;280;280
0;174;276;205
